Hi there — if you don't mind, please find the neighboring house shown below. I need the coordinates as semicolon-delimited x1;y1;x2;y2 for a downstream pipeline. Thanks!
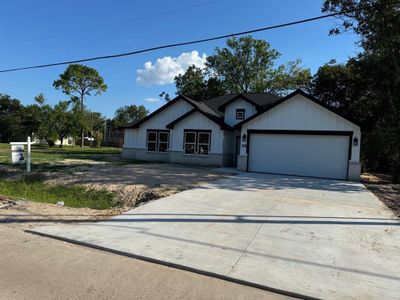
32;136;75;146
121;90;361;181
54;137;75;146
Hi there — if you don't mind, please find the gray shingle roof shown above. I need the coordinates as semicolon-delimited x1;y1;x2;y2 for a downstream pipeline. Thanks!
119;92;281;130
180;95;222;117
205;93;281;112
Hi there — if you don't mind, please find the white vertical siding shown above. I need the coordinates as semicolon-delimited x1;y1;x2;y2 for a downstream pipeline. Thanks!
224;98;257;127
171;111;224;153
241;94;361;162
123;129;138;148
124;99;194;149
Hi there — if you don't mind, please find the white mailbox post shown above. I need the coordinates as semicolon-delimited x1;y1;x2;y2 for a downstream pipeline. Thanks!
10;137;31;172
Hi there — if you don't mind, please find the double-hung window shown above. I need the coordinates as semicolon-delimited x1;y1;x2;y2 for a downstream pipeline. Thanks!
147;131;157;152
184;131;196;154
184;130;211;155
198;132;210;155
147;130;169;152
158;132;169;152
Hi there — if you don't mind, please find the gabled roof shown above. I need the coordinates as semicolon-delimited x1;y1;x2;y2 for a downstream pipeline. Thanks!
120;93;228;130
166;108;233;131
233;89;361;129
121;94;210;129
120;94;187;129
206;92;280;112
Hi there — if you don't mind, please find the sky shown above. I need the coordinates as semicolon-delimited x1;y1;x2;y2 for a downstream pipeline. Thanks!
0;0;360;118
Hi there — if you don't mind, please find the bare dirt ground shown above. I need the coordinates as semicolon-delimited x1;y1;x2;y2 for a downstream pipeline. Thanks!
0;199;123;229
2;160;232;208
45;162;233;206
1;162;233;226
362;172;400;217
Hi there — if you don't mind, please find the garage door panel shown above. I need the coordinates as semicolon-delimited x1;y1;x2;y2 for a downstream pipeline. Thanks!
248;134;349;180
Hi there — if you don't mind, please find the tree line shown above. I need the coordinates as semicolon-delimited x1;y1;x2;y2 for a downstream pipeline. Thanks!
0;64;148;147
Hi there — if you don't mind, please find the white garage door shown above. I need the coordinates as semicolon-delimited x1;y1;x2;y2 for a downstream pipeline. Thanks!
248;133;349;180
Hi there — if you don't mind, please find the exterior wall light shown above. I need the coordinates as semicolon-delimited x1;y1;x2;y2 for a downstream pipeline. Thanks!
353;136;358;146
242;133;247;142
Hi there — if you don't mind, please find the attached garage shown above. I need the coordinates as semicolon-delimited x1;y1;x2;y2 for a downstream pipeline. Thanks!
235;90;362;181
247;131;351;180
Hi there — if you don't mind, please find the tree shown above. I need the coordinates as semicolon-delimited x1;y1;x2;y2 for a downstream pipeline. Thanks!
311;60;355;117
158;92;171;102
206;36;311;95
322;0;400;181
29;94;58;146
23;104;42;137
174;65;225;101
88;112;106;147
52;101;74;148
92;130;103;147
113;105;148;126
175;66;206;100
0;94;25;142
267;59;312;95
53;64;107;147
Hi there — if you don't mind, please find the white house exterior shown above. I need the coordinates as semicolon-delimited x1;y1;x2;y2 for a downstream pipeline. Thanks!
121;90;361;181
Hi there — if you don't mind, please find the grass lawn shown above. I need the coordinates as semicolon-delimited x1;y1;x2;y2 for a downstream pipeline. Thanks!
0;143;121;166
0;143;123;209
0;176;115;209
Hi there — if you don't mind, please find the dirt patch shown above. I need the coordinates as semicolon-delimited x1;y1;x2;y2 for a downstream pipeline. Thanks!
362;172;400;217
59;158;109;165
0;196;16;209
44;163;231;207
1;163;232;228
0;198;123;230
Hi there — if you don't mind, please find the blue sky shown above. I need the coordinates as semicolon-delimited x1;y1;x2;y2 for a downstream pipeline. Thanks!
0;0;360;118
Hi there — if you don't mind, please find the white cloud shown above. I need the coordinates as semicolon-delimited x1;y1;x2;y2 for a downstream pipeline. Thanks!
145;97;159;103
136;51;207;86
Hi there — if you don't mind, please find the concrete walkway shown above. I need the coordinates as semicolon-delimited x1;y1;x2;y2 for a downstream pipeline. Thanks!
29;172;400;299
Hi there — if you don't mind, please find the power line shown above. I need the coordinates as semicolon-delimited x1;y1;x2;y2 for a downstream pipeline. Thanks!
1;2;399;74
0;0;220;46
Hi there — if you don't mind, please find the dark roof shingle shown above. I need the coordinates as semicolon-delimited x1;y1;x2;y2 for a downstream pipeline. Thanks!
205;93;281;112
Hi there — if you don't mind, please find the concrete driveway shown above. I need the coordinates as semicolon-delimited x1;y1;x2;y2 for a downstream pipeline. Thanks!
30;172;400;299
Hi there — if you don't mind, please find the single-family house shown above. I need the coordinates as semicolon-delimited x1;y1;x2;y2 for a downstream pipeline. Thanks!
121;89;361;181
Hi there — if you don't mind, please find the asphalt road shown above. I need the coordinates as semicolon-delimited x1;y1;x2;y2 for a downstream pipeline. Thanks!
0;225;289;300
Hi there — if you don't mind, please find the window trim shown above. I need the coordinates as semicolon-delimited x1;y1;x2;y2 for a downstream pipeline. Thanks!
236;109;245;120
146;129;169;153
183;129;212;156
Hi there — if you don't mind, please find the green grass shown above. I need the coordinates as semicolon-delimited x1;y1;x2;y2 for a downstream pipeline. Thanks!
0;143;138;172
0;143;142;209
0;176;115;210
0;143;121;165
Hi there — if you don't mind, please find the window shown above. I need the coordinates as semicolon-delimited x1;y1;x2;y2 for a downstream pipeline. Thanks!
184;130;211;155
236;109;245;119
184;132;196;154
198;132;210;155
147;130;169;152
158;132;169;152
147;131;157;152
